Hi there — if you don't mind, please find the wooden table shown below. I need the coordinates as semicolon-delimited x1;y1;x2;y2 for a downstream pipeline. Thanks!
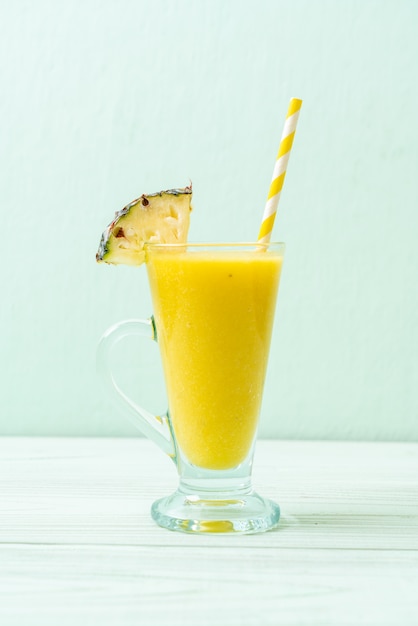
1;438;417;625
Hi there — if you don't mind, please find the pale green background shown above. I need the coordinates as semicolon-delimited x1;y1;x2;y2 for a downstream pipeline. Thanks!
1;0;417;439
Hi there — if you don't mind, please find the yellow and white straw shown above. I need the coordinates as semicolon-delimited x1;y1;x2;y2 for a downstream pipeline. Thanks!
258;97;302;243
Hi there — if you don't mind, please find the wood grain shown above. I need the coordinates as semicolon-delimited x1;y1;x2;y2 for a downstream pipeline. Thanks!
1;438;417;625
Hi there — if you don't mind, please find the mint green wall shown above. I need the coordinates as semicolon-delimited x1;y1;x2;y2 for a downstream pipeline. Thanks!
1;1;417;439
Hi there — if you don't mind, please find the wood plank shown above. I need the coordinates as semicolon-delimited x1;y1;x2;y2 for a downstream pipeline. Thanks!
0;438;417;625
0;544;417;626
1;438;417;549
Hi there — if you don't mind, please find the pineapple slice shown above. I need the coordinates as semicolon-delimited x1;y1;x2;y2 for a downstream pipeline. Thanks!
96;185;192;266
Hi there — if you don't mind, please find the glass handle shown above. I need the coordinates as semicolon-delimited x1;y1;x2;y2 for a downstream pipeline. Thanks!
97;318;175;458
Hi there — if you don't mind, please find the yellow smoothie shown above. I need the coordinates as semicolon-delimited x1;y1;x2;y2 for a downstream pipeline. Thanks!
146;246;283;470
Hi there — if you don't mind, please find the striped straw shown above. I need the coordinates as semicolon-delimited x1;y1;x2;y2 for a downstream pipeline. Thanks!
258;98;302;242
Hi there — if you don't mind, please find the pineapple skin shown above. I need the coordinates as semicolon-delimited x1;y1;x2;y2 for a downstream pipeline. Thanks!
96;185;192;266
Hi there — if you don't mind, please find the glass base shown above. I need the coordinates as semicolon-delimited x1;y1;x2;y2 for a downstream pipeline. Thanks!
151;488;280;535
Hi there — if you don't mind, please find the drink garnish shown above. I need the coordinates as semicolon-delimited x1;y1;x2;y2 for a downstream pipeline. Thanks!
96;185;192;266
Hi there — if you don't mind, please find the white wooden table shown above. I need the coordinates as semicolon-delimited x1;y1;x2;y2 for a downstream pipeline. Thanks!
0;438;417;625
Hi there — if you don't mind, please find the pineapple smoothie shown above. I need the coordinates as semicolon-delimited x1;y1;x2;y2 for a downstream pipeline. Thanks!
146;245;283;470
96;188;283;471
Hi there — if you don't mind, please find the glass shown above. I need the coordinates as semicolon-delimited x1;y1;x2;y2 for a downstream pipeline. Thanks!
97;242;285;534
